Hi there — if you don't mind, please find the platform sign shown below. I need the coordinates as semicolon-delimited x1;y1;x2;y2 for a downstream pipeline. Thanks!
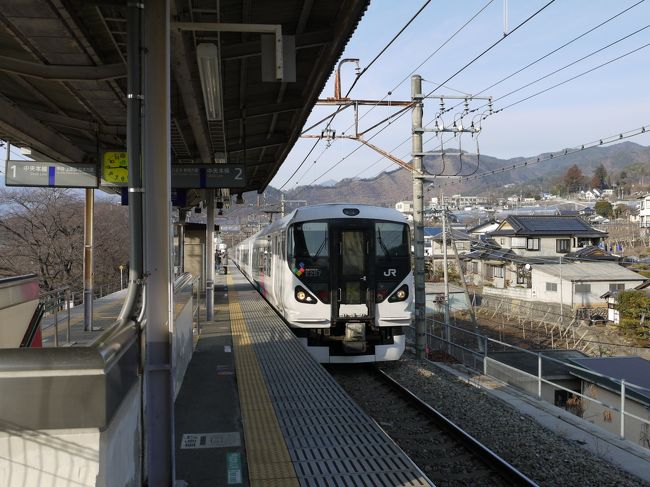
171;164;246;189
5;160;98;188
101;150;128;187
220;225;241;233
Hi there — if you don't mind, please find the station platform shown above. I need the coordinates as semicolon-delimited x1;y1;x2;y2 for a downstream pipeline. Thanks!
40;288;129;346
174;268;432;487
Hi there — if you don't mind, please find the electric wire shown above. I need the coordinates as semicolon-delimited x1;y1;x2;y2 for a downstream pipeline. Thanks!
442;0;647;115
277;137;321;190
281;0;434;190
466;24;650;116
302;1;556;187
492;41;650;113
353;36;650;185
338;0;496;137
420;0;557;100
349;2;649;182
286;0;496;193
433;125;650;188
344;0;433;98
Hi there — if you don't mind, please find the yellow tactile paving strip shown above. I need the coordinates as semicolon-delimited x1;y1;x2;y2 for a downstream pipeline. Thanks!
227;275;299;487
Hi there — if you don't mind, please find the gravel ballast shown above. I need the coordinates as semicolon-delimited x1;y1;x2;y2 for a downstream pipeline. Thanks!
377;355;649;487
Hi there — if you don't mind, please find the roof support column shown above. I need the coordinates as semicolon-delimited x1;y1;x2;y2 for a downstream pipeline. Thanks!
206;190;215;321
143;0;174;484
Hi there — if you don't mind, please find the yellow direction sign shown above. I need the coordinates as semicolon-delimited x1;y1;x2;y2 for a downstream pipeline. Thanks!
102;151;128;185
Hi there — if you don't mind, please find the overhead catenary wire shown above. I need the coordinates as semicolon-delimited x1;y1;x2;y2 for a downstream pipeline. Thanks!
345;2;649;182
340;0;496;134
443;0;647;115
285;0;498;192
299;1;556;188
420;0;557;101
492;41;650;114
466;24;650;116
280;1;434;190
344;0;433;98
433;124;650;189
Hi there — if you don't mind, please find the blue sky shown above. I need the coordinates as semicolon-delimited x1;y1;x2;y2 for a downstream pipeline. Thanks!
270;0;650;189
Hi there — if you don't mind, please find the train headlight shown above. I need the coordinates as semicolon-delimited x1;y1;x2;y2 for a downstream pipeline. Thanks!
295;286;316;304
388;284;409;303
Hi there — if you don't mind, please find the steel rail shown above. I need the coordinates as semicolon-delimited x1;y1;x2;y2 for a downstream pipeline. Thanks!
376;368;540;487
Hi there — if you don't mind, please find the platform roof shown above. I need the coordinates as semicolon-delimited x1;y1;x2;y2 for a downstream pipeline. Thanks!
0;0;369;195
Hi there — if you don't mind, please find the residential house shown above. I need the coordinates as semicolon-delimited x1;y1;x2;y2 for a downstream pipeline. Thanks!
639;194;650;229
423;227;471;258
569;356;650;449
395;200;413;215
582;189;602;201
489;215;606;257
448;194;490;209
467;219;501;238
601;280;650;325
531;262;645;309
465;215;645;309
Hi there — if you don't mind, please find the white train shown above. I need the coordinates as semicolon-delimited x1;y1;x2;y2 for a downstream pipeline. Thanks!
233;204;413;363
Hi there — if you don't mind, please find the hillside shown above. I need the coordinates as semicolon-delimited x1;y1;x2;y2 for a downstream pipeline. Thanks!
280;141;650;206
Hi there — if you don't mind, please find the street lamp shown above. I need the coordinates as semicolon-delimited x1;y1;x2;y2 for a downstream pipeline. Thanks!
119;264;124;290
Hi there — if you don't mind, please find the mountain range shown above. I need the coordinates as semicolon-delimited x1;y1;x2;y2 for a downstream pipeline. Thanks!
275;141;650;206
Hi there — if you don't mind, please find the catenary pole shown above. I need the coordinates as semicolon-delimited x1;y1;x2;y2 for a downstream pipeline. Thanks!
411;75;426;359
442;195;451;346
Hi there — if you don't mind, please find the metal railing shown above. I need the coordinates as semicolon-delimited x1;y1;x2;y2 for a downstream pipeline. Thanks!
39;286;72;346
407;316;650;447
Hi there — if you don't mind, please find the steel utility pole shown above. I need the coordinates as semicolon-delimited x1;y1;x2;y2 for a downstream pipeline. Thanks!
412;75;426;360
441;195;451;346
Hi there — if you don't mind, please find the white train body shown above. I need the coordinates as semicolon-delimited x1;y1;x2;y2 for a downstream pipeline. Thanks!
233;204;413;363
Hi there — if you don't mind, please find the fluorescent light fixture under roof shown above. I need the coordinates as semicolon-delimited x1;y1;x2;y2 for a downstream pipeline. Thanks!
196;43;223;121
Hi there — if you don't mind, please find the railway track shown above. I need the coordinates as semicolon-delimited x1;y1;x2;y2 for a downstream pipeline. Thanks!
330;365;539;487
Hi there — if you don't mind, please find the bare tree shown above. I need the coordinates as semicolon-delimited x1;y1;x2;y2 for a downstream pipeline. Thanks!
0;188;129;294
94;199;129;291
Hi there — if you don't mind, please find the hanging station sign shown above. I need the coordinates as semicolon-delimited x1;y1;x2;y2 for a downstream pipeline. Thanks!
4;160;98;188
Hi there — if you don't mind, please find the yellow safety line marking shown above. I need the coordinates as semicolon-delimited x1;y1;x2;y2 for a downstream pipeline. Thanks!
227;275;299;487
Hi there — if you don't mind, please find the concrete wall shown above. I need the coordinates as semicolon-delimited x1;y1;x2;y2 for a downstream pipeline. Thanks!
485;358;579;406
97;383;141;487
0;382;141;487
173;291;195;400
581;383;650;449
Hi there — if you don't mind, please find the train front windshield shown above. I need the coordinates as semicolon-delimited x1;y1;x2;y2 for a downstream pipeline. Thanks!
289;220;410;306
289;222;331;303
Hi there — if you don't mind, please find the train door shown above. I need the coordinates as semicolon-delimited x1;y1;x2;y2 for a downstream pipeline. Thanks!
331;223;374;320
